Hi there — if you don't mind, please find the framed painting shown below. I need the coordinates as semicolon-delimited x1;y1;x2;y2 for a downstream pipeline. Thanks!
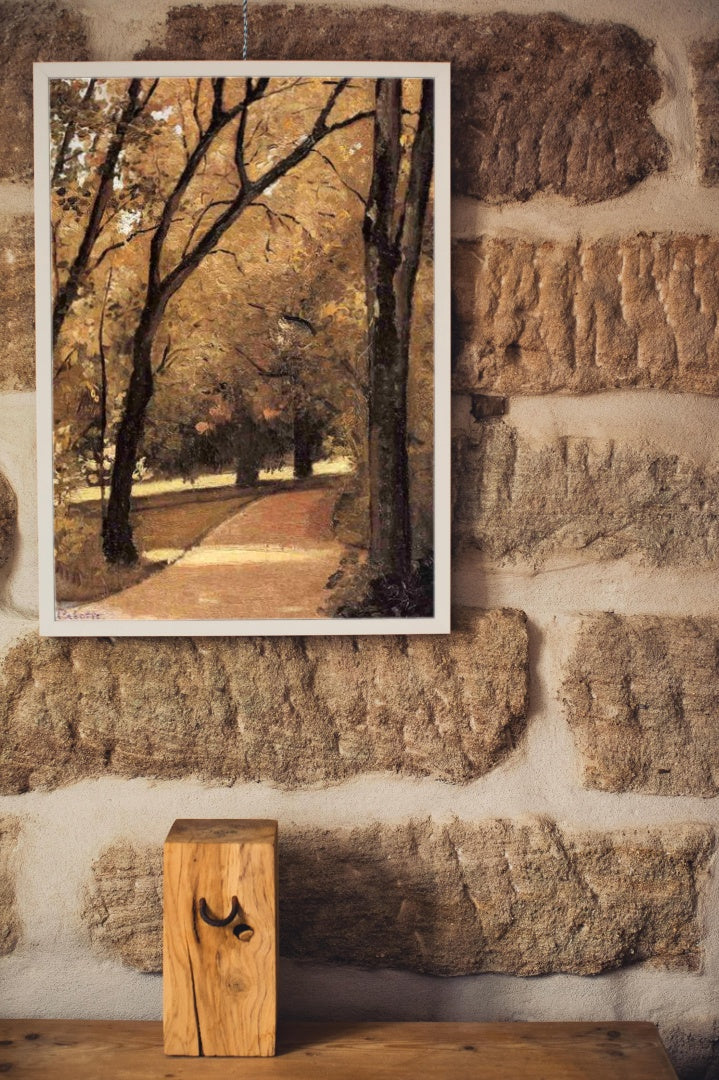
34;61;450;635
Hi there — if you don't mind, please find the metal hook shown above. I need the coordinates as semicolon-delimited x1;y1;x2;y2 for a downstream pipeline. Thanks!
198;895;241;927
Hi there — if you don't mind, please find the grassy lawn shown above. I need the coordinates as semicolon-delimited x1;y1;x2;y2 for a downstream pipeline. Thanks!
56;486;258;604
68;456;354;504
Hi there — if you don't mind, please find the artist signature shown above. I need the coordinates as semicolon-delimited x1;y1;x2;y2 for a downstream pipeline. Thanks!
57;610;101;620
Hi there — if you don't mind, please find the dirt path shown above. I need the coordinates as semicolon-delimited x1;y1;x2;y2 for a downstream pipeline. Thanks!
76;485;345;621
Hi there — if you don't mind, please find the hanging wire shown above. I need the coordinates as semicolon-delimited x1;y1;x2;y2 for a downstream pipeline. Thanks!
243;0;248;59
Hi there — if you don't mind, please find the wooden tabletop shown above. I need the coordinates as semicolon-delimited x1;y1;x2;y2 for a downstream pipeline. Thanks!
0;1019;678;1078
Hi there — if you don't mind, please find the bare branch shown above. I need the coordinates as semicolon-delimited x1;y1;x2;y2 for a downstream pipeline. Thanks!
98;196;137;232
280;312;315;335
313;77;350;130
181;199;234;257
155;337;173;375
97;267;113;516
248;200;309;236
332;353;368;396
324;109;374;136
208;247;245;274
235;346;290;379
155;80;373;320
53;342;78;379
234;77;273;190
190;78;203;139
254;77;305;102
250;78;271;100
310;147;367;205
175;90;191;162
51;219;60;296
147;85;249;294
90;224;159;271
141;79;160;110
234;78;253;190
211;78;225;123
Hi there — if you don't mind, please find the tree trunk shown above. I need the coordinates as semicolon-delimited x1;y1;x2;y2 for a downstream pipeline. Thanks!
233;414;261;487
364;80;411;581
97;269;112;524
293;410;314;479
235;460;259;487
102;310;157;563
363;79;434;583
366;283;410;579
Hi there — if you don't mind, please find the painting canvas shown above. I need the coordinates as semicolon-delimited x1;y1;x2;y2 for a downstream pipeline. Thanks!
34;62;450;636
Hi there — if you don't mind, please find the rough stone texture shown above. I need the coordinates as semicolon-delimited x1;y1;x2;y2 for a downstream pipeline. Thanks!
143;6;669;204
453;236;719;396
666;1023;719;1080
0;609;528;794
84;818;714;977
0;216;35;392
691;39;719;187
0;467;16;573
0;817;20;957
454;422;719;568
564;615;719;797
0;2;89;181
82;842;161;973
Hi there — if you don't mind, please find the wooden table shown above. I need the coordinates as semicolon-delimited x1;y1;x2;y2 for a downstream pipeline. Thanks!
0;1019;678;1078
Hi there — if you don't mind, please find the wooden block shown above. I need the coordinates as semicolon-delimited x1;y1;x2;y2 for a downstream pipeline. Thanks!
163;818;278;1057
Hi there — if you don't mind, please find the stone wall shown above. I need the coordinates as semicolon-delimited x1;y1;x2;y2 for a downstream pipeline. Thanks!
1;1;718;1078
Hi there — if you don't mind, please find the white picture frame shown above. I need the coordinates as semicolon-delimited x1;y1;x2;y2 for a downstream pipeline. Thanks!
34;61;451;636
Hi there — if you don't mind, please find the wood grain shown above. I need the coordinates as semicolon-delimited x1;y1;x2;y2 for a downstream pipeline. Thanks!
0;1020;678;1078
163;818;277;1056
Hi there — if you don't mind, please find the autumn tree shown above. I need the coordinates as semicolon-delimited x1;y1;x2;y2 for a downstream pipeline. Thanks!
363;78;434;582
102;76;372;564
51;77;158;342
111;164;367;497
236;310;336;480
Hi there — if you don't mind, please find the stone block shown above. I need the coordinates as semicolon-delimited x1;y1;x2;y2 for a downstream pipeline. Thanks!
84;818;714;976
691;39;719;186
564;614;719;796
453;236;719;395
0;609;528;793
0;216;35;391
142;6;668;203
455;423;719;568
0;468;17;574
0;818;20;957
